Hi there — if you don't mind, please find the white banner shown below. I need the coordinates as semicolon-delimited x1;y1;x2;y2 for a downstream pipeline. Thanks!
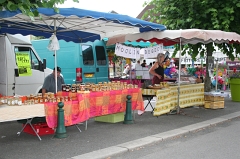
142;44;163;59
115;43;140;59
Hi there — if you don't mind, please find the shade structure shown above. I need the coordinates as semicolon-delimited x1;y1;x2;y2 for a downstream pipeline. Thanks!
107;29;240;46
107;29;240;114
0;8;166;43
0;7;166;93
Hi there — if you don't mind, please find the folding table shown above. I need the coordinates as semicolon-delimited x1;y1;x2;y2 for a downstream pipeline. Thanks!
0;104;45;140
142;95;155;113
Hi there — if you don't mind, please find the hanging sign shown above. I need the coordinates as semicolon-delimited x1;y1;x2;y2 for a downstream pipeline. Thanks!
142;44;163;59
115;43;140;59
16;52;32;76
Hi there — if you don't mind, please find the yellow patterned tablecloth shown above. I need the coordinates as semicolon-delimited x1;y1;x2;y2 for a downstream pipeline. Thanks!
142;83;205;116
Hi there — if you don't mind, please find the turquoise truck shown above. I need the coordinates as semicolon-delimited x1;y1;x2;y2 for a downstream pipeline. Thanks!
32;39;109;85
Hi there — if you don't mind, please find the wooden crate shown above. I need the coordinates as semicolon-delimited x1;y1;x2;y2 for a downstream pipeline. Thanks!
204;95;224;101
204;101;224;109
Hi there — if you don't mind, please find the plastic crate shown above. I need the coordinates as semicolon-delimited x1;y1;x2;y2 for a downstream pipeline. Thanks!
23;122;55;136
94;112;125;123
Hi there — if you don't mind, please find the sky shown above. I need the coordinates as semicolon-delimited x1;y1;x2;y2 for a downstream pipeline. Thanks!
58;0;148;18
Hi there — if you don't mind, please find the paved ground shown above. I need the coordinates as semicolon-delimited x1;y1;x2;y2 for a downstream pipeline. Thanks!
0;97;239;159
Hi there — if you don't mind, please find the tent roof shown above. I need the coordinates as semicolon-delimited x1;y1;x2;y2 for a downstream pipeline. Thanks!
0;8;166;43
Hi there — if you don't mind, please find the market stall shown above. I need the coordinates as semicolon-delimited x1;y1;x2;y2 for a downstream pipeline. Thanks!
0;86;144;137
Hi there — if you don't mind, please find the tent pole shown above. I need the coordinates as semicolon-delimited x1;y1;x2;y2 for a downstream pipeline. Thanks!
177;38;182;114
215;59;218;92
54;19;58;94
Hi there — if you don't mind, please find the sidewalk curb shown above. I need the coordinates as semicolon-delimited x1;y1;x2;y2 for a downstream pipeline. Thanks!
70;112;240;159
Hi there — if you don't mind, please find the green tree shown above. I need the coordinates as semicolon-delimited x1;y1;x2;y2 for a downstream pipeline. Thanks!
143;0;240;92
0;0;79;17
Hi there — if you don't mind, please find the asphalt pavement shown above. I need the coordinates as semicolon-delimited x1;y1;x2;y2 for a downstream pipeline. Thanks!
0;96;240;159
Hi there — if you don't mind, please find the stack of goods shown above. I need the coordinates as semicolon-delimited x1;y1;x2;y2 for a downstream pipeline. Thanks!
0;96;23;106
0;92;74;106
204;92;225;109
147;82;169;89
62;81;139;92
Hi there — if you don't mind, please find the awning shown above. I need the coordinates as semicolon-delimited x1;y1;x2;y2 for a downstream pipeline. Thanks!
108;29;240;46
0;8;166;43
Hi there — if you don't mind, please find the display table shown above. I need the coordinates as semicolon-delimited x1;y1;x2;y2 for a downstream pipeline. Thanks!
142;83;205;116
0;104;45;122
0;104;45;140
0;88;144;135
44;88;144;128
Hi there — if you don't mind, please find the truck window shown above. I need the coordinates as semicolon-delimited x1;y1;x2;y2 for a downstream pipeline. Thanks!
82;44;94;65
95;46;107;65
14;46;40;70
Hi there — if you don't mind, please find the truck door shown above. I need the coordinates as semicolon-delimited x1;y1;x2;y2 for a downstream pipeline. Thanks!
14;46;45;95
81;44;97;83
93;41;109;83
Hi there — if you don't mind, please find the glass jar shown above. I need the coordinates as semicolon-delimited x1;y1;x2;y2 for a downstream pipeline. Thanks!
64;96;69;102
57;97;61;102
71;84;76;93
7;98;12;106
62;84;66;92
17;98;22;106
34;96;39;104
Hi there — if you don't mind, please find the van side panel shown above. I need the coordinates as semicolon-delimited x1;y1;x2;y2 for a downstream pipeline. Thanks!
57;40;81;84
0;36;8;96
32;40;81;85
32;39;109;85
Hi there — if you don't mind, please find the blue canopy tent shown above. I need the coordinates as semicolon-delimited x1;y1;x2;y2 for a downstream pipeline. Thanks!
0;8;166;43
0;7;166;92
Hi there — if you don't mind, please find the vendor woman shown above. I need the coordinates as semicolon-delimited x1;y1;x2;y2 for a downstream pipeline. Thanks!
149;53;165;85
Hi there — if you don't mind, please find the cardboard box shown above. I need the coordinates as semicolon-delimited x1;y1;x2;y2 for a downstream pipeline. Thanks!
23;122;54;136
204;95;224;101
204;101;224;109
94;112;125;123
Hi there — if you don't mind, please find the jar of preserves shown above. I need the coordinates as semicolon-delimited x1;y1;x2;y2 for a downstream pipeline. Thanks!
71;84;76;93
34;96;39;104
53;97;57;103
50;93;55;98
66;84;70;92
57;97;61;102
62;84;66;92
7;98;12;106
64;96;69;102
39;97;43;103
17;98;22;106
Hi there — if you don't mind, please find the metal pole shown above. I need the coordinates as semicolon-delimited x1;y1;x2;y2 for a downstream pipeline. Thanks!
177;38;182;114
54;19;57;94
215;59;218;92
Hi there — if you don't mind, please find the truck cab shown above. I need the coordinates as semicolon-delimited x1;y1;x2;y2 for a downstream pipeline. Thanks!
0;34;51;96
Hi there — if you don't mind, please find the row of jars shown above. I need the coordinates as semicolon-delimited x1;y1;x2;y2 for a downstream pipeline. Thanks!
0;97;22;106
0;93;73;106
62;81;139;93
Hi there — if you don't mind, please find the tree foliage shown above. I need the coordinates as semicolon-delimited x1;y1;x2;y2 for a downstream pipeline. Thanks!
0;0;79;17
143;0;240;91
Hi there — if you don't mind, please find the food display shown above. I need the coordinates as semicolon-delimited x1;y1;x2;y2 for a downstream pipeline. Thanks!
0;81;140;106
62;81;139;92
147;82;169;89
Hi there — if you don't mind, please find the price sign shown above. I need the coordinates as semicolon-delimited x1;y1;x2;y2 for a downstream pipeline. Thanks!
16;52;32;76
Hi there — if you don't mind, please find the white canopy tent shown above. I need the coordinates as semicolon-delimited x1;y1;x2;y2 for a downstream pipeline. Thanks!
107;29;240;113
